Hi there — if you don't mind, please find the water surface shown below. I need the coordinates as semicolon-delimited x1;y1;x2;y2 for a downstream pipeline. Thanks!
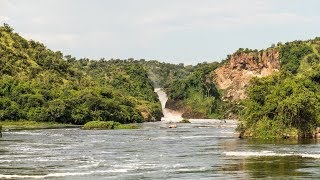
0;120;319;179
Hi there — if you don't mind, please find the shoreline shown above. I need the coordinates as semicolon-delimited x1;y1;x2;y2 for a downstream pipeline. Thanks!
0;121;82;132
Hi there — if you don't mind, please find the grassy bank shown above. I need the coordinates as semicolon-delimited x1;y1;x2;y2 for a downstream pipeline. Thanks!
83;121;139;130
0;120;81;131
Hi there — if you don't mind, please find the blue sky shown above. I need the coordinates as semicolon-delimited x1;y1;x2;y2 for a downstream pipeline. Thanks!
0;0;319;64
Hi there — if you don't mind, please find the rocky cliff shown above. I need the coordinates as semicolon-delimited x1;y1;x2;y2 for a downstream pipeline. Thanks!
214;49;280;101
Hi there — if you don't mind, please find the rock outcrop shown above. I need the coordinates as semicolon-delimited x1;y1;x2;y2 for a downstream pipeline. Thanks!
214;49;280;101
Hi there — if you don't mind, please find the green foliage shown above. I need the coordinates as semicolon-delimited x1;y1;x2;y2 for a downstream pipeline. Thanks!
0;120;73;130
179;119;191;123
0;24;162;125
138;60;189;88
83;120;138;130
240;38;320;138
279;42;313;74
241;65;320;138
133;59;223;119
166;62;222;118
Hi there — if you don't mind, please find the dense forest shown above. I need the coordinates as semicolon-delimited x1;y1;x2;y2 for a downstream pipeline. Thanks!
240;38;320;138
0;23;227;125
139;59;225;119
0;24;162;125
137;60;190;88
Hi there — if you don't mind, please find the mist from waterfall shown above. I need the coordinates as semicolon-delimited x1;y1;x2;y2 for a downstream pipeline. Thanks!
155;88;183;122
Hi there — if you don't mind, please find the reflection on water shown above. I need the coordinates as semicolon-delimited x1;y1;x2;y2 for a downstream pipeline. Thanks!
247;156;310;178
222;156;313;178
246;138;320;145
221;137;320;179
0;120;319;179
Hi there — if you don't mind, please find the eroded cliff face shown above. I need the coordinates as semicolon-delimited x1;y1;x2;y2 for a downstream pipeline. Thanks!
214;49;280;101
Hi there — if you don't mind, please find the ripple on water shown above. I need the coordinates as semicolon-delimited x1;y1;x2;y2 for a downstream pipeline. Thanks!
0;121;319;179
225;151;320;159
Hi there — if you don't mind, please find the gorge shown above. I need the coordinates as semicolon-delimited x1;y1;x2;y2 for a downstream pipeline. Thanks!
1;24;320;138
0;23;320;179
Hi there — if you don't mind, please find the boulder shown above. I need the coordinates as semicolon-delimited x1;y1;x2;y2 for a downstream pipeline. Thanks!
168;124;177;128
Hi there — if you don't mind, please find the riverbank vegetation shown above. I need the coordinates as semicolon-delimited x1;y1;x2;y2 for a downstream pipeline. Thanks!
179;119;191;123
239;38;320;139
83;121;139;130
0;120;76;130
0;24;161;126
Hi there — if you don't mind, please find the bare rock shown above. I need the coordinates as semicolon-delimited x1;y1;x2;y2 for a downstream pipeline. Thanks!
214;49;280;101
168;124;177;128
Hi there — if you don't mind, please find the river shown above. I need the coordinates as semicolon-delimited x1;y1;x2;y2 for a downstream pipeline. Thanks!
0;90;319;179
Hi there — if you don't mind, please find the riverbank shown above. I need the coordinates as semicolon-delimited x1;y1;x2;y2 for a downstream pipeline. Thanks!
0;120;82;131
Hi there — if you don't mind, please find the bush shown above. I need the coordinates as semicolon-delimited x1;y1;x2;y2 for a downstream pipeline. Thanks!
179;119;191;123
83;121;138;130
240;70;320;139
279;43;313;74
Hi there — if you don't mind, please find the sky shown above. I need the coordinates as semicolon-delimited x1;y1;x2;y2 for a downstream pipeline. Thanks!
0;0;319;64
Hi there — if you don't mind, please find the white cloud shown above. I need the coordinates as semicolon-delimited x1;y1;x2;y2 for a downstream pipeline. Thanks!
20;31;115;49
0;16;9;22
20;32;79;46
0;0;10;8
134;0;312;33
252;12;313;24
30;17;46;24
2;0;318;62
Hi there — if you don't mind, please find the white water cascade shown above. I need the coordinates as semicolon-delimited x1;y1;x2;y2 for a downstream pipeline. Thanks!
155;88;183;122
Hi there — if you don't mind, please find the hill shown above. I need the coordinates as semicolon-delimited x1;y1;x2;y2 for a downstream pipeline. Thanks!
239;38;320;138
0;24;162;125
164;36;320;138
1;23;319;138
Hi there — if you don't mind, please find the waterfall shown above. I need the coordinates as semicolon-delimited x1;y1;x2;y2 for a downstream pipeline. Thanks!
155;88;183;122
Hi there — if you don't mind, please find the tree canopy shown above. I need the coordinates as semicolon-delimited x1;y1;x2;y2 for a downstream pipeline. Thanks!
0;24;162;124
240;39;320;138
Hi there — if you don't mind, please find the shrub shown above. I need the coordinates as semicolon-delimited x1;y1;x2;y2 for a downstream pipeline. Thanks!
179;119;191;123
83;121;138;130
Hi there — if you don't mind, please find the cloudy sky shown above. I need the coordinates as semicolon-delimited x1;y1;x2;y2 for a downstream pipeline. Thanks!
0;0;319;64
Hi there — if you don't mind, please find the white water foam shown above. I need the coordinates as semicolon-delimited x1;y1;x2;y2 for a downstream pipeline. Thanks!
155;88;183;122
225;151;320;159
0;174;44;179
45;172;92;177
0;172;92;179
93;169;129;173
181;135;217;139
